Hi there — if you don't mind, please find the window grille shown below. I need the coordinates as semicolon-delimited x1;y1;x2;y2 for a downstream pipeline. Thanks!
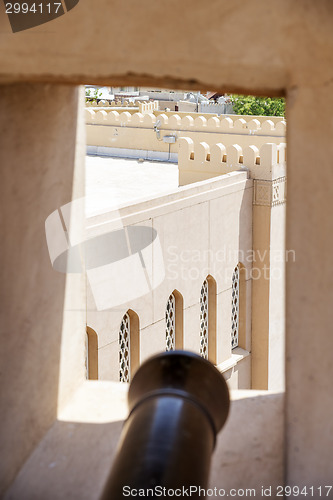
200;279;209;359
119;312;130;382
231;266;240;349
166;293;176;351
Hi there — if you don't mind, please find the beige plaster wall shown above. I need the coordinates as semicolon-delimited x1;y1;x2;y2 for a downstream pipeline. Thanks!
0;1;332;96
222;354;251;390
251;205;271;389
0;84;86;495
251;202;286;391
157;100;177;111
56;87;87;412
177;101;197;113
268;204;286;391
285;84;333;487
0;0;333;492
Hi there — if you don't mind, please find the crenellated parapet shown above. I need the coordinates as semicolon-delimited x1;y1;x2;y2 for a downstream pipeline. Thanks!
178;137;286;190
157;113;286;135
86;100;136;107
86;108;286;136
86;100;159;113
154;112;286;134
86;109;286;165
85;109;159;126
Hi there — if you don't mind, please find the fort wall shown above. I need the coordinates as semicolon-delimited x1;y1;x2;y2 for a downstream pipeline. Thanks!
86;108;286;160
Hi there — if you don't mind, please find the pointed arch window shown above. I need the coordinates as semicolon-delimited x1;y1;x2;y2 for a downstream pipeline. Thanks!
166;293;176;351
231;266;240;349
200;279;209;359
165;290;184;351
119;310;140;383
231;263;247;349
200;276;217;363
119;312;130;382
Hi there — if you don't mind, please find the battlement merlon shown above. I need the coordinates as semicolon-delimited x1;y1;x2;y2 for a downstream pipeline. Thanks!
178;137;286;182
85;109;158;126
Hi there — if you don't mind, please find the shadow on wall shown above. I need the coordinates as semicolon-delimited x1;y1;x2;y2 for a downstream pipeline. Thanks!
5;419;124;500
0;85;80;495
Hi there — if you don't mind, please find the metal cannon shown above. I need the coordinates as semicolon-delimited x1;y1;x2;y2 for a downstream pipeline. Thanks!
101;351;230;499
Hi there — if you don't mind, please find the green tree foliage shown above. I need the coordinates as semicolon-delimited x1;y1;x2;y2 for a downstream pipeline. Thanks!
85;88;102;104
229;95;285;117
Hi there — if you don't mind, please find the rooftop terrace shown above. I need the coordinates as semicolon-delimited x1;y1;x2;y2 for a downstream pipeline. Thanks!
86;155;179;216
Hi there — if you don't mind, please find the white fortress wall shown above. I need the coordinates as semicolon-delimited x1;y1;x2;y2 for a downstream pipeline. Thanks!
86;170;253;389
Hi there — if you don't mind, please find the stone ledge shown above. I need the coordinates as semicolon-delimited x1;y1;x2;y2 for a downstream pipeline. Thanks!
5;382;284;500
217;347;251;373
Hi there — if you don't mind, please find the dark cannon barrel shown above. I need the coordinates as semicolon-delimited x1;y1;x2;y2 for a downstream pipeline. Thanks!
101;351;230;499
